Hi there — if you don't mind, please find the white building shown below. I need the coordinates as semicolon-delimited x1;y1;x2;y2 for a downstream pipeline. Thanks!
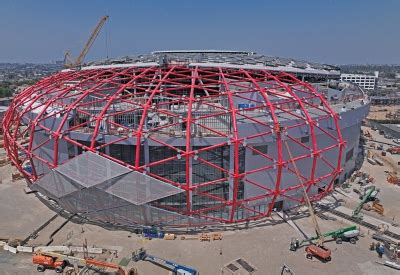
340;71;379;91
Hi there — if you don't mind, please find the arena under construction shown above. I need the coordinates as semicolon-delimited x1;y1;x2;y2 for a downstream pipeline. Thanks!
2;51;370;228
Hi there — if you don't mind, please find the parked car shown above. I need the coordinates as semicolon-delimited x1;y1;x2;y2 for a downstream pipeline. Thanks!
393;139;400;144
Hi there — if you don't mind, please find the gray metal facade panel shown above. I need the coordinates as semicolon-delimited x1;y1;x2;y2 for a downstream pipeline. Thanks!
53;171;79;197
55;151;131;188
58;186;214;226
105;171;184;205
31;171;58;198
32;170;78;199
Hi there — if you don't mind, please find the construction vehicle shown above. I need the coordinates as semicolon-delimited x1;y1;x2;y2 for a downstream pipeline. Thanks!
33;251;138;274
64;15;109;68
132;248;198;275
283;138;331;262
358;185;379;200
142;226;165;239
33;253;67;273
290;225;359;251
305;245;331;262
352;186;379;219
387;146;400;154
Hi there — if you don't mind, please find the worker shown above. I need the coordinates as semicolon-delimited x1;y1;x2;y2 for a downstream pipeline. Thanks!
375;242;380;253
290;238;300;250
377;243;384;258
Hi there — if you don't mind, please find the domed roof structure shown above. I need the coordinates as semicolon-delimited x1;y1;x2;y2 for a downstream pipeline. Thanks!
3;57;350;227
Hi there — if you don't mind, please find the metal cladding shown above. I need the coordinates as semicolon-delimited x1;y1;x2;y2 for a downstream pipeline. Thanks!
2;63;348;227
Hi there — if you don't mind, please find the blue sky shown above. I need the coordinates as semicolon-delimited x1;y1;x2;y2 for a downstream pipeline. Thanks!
0;0;399;64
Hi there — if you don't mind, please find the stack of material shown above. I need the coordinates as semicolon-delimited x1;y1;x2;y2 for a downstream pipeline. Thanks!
199;233;211;242
387;172;400;185
0;156;9;167
163;233;176;240
353;171;375;185
12;169;23;181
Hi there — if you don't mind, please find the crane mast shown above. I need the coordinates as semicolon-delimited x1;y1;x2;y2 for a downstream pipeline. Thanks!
283;138;325;246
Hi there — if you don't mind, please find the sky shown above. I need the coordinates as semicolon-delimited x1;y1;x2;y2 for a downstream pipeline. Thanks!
0;0;399;64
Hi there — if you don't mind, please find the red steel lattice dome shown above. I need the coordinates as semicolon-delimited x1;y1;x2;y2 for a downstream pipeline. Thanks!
2;65;345;226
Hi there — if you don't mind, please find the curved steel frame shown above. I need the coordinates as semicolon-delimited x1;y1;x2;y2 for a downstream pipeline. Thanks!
2;66;345;224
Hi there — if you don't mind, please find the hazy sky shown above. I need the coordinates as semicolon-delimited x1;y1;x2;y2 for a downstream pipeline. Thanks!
0;0;399;64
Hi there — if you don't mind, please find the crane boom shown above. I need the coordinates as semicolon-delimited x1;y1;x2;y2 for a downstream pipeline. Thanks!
33;251;138;274
283;139;325;246
132;248;198;275
68;15;109;67
352;186;376;219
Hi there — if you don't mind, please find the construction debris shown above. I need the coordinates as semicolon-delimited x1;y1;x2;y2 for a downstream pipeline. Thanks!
180;236;198;241
223;258;257;275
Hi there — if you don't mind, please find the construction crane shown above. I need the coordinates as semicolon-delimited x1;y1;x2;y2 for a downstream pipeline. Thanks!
290;225;359;251
132;248;198;275
283;139;324;244
65;15;109;68
283;135;332;261
63;51;74;66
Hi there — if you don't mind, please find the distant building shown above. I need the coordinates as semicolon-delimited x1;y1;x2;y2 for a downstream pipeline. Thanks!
0;105;8;134
340;71;379;91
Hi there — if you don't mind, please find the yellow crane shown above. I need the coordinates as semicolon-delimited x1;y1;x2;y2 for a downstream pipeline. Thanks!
284;139;325;246
65;15;109;68
283;126;332;262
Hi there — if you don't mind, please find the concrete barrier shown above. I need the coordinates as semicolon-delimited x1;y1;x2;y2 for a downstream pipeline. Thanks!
65;246;102;254
4;244;17;254
34;246;68;253
3;244;103;255
34;246;103;254
17;246;34;253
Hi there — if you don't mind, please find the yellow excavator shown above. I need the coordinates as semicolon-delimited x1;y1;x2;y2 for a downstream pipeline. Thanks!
64;15;109;68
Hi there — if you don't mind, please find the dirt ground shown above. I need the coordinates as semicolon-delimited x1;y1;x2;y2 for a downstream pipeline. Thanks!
357;126;400;220
1;138;400;274
367;105;400;120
